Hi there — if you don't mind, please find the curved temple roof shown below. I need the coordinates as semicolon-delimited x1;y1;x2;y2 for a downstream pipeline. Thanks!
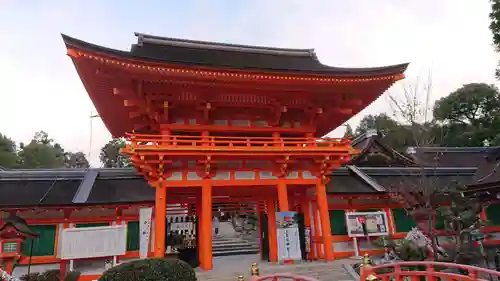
62;33;408;76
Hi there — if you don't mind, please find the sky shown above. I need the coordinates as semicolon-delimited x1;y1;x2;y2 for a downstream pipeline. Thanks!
0;0;498;167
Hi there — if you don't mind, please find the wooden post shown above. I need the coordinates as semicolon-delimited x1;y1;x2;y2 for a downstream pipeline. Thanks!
196;192;203;267
200;180;213;270
154;181;167;257
277;180;289;212
316;181;334;261
256;202;263;258
5;261;14;275
266;198;278;262
384;208;395;234
311;202;322;259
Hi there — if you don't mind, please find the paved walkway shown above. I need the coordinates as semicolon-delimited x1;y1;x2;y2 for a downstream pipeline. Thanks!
196;254;356;281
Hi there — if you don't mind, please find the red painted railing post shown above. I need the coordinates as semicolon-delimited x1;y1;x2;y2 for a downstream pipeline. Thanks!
250;262;260;281
360;254;377;281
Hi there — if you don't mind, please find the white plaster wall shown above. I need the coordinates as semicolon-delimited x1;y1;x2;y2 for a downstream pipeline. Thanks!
333;238;382;253
12;263;59;278
67;260;104;275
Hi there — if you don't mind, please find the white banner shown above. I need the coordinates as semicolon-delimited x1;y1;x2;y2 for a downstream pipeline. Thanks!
277;228;302;261
139;207;153;259
276;211;302;262
61;225;126;260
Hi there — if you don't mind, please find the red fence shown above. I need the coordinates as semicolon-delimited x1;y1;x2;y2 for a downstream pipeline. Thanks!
361;260;500;281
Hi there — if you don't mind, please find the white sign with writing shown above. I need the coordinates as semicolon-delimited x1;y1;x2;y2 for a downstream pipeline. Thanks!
345;211;389;238
139;207;153;258
61;225;126;260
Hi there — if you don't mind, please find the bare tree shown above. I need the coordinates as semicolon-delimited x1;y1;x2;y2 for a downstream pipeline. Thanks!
386;71;438;146
382;73;483;262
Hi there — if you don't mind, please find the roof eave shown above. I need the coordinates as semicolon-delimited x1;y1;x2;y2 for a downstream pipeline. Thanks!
62;34;409;77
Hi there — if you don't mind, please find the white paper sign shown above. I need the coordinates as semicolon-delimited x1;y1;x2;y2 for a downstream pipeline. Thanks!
277;228;302;261
276;212;302;262
61;225;126;260
139;207;153;258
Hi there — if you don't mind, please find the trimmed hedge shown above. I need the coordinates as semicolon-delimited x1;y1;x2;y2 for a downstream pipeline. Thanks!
20;270;80;281
98;258;197;281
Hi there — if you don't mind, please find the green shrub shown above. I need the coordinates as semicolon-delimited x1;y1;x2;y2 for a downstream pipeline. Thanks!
20;272;41;281
20;269;80;281
39;269;59;281
64;271;81;281
98;258;197;281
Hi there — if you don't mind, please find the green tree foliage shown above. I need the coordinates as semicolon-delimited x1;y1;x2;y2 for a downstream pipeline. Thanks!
100;138;132;168
490;0;500;79
437;186;485;264
354;113;418;149
64;152;90;168
343;124;354;138
433;83;500;147
0;131;89;169
355;113;399;137
354;83;500;149
18;131;67;169
0;133;20;168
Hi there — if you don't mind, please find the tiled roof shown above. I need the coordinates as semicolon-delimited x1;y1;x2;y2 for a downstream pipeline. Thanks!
349;131;417;167
62;33;409;76
0;215;38;237
0;165;478;207
407;146;491;167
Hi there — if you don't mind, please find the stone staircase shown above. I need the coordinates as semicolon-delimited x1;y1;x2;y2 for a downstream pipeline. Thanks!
212;236;260;257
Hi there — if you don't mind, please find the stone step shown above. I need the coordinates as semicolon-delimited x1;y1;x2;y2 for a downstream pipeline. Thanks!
213;244;259;252
213;248;260;257
212;239;259;245
211;236;260;257
213;242;258;250
212;236;247;241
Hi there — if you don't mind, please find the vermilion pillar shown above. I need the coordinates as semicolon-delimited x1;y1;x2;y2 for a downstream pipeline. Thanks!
196;193;203;266
154;181;167;257
200;180;213;270
311;201;322;259
316;181;334;261
277;180;289;212
266;198;278;262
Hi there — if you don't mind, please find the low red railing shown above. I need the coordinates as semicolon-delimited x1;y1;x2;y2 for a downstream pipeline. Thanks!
361;260;500;281
126;133;351;150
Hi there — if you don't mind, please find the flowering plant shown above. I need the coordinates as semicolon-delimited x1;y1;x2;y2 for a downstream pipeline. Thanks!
0;268;21;281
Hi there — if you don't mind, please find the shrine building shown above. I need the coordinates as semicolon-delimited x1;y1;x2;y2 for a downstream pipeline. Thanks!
61;33;408;270
4;132;500;280
0;32;419;278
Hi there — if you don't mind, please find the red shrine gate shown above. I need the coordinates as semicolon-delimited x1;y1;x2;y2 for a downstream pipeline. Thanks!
63;32;408;270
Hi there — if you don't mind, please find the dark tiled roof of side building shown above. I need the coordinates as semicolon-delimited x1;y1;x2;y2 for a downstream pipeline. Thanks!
468;147;500;187
407;146;491;167
0;166;479;207
349;130;418;167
